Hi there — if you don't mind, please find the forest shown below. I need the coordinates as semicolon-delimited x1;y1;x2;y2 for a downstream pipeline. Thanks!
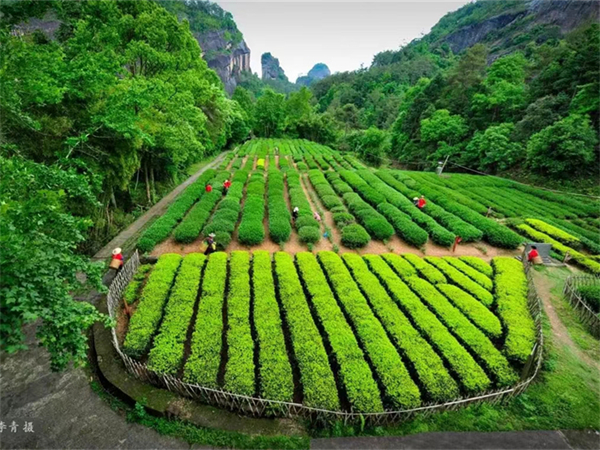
0;0;598;371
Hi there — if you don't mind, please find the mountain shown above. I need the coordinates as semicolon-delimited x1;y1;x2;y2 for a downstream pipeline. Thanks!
261;52;288;82
296;63;331;87
160;1;251;94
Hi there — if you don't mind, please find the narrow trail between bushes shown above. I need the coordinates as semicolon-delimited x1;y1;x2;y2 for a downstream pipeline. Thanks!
531;268;600;372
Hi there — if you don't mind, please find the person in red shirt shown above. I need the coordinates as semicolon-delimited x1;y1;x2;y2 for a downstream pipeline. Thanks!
528;246;539;262
417;195;426;209
111;247;124;272
205;183;212;193
223;179;231;195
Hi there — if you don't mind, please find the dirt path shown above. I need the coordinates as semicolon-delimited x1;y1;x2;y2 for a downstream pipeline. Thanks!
531;268;600;371
93;151;228;261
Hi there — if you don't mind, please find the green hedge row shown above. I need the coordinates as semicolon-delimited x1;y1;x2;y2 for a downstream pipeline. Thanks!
404;276;517;387
340;170;387;206
278;155;290;171
147;254;206;374
202;171;248;246
224;252;255;395
124;254;182;358
184;252;228;386
122;264;152;306
525;219;581;248
287;170;320;244
377;203;428;247
374;171;456;247
343;192;394;241
318;251;420;409
295;252;384;413
424;257;494;307
325;172;354;195
341;224;371;248
511;183;599;218
401;253;446;284
243;155;255;171
423;202;483;242
517;225;600;275
381;253;417;278
238;172;265;246
267;169;292;243
544;219;600;255
308;170;344;210
273;252;340;410
443;257;494;291
459;256;493;278
365;255;490;394
436;284;502;340
342;254;459;401
138;169;217;252
492;257;536;364
173;172;229;243
252;251;294;401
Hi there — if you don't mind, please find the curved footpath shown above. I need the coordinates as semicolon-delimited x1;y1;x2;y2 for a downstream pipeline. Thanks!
1;154;598;449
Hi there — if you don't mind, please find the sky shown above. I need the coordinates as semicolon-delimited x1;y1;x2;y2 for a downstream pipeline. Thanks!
215;1;472;81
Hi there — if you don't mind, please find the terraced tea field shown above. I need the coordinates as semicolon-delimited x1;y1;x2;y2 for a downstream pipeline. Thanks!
136;138;599;274
120;251;535;412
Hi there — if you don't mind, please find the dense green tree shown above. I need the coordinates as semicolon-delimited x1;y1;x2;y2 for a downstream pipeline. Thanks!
464;123;523;172
526;114;597;178
253;89;286;137
0;156;112;370
420;109;468;160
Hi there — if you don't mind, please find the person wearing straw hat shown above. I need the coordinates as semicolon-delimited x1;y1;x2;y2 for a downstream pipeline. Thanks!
205;233;217;255
110;248;124;272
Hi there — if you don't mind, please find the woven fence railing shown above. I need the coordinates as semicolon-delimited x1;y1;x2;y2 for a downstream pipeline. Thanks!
563;275;600;338
105;253;544;425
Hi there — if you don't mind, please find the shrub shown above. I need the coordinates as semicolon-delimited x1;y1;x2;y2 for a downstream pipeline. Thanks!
492;257;536;364
377;203;428;247
296;253;384;412
269;216;292;243
138;170;217;252
425;257;494;307
333;212;355;227
436;284;502;340
364;255;491;393
317;252;420;408
219;198;241;213
252;251;294;401
124;254;182;358
147;254;205;374
238;219;265;246
122;264;152;306
577;285;600;313
331;206;347;214
298;226;321;244
424;203;483;243
459;256;493;278
404;276;517;387
224;252;255;395
443;257;494;291
273;252;339;410
341;224;370;248
526;219;581;248
295;216;319;229
214;231;231;250
184;253;228;386
401;253;446;284
342;254;459;401
321;195;344;210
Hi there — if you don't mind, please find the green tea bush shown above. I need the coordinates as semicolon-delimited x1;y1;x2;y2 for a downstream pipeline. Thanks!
342;254;459;401
214;231;231;250
224;252;255;395
184;253;228;386
147;254;205;374
459;256;493;277
317;251;420;408
404;276;517;387
577;285;600;313
238;220;265;245
296;253;383;412
365;255;491;393
526;219;581;248
443;257;494;291
273;252;340;410
492;257;536;364
124;254;182;358
377;203;428;247
333;212;355;227
295;216;319;229
401;253;446;284
436;284;502;339
341;224;370;248
298;226;320;244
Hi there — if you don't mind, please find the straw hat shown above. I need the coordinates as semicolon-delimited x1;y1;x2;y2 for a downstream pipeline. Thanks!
413;197;418;201
208;233;216;238
112;248;122;255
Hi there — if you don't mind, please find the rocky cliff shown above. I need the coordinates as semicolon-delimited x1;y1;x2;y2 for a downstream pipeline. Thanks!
296;63;331;86
261;52;288;81
440;0;598;56
195;30;251;94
